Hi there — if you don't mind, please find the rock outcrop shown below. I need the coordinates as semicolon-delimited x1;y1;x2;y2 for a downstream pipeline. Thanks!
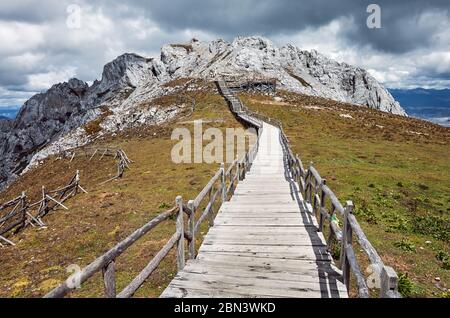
0;36;406;189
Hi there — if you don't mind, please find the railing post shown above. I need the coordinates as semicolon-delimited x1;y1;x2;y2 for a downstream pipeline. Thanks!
340;201;353;291
187;200;195;259
296;154;302;191
220;163;226;203
102;260;116;298
208;187;215;227
308;163;313;203
318;179;327;232
74;170;80;196
380;266;400;298
175;196;185;271
20;191;27;229
245;153;250;172
40;186;47;217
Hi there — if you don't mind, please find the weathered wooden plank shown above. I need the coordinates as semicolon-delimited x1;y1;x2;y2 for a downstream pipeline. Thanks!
195;253;335;269
163;274;346;298
184;259;342;278
202;237;326;246
173;271;347;292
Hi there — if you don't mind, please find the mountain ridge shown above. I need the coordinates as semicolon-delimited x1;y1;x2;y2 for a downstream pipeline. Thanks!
0;36;406;189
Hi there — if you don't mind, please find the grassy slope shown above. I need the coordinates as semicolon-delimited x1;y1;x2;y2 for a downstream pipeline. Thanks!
241;91;450;297
0;84;248;297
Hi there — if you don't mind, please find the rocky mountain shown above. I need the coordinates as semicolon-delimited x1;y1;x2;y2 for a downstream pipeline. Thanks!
0;36;406;189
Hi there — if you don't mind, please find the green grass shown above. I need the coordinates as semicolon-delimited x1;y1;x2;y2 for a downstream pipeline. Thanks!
241;90;450;297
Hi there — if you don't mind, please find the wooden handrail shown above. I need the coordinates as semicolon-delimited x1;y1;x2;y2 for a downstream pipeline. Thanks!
193;169;222;209
117;230;182;298
44;205;179;298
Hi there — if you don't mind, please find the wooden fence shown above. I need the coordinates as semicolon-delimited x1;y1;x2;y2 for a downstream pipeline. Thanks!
67;147;132;184
221;75;277;94
0;171;87;246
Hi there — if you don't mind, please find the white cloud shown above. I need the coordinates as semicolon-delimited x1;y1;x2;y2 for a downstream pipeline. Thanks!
0;21;46;55
27;67;77;91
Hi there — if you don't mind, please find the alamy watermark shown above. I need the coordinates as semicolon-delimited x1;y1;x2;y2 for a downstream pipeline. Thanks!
367;4;382;29
66;4;82;29
171;120;257;164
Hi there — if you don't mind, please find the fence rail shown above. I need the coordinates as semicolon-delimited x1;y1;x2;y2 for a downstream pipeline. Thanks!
221;74;277;94
67;147;132;184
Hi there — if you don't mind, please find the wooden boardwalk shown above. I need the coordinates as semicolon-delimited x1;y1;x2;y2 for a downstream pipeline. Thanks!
45;80;400;299
161;123;348;298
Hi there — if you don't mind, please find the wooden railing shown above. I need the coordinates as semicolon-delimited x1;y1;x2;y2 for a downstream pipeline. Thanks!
220;74;277;94
45;203;182;298
237;98;402;298
45;100;263;298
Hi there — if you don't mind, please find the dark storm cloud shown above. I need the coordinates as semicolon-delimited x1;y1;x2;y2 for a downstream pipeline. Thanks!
0;0;449;108
0;0;65;23
119;0;449;54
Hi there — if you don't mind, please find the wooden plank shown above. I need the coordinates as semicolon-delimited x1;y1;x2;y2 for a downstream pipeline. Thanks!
185;259;341;277
213;219;307;226
174;268;346;290
195;252;335;269
207;226;320;234
202;236;326;246
163;274;346;298
198;246;332;261
174;270;346;292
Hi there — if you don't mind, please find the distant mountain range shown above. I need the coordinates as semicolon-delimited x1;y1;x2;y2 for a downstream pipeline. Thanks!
389;88;450;127
2;88;448;127
0;107;20;120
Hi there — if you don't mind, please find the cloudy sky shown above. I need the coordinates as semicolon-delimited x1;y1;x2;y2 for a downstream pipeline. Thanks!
1;0;449;109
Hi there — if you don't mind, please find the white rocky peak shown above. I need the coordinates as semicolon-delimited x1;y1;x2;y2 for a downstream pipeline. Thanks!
147;36;405;115
59;36;404;118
